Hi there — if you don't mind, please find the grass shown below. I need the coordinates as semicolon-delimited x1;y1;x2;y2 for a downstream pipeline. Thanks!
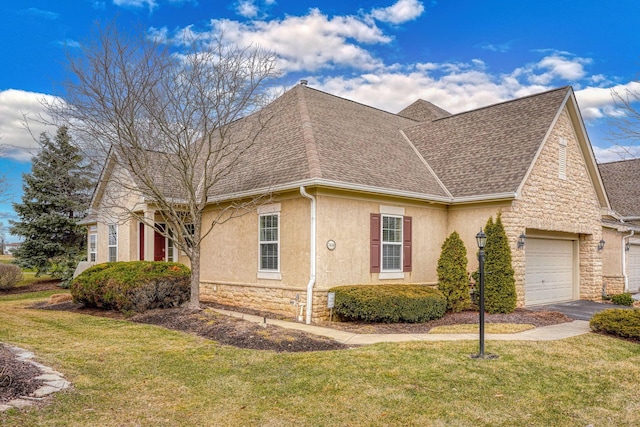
429;323;535;334
1;292;640;426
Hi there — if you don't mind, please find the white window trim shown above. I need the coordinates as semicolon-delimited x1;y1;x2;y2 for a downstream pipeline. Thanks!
108;224;118;262
89;233;97;263
381;213;403;273
258;203;281;280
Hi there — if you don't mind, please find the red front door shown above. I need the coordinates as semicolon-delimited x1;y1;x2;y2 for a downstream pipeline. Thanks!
154;224;166;261
139;223;145;260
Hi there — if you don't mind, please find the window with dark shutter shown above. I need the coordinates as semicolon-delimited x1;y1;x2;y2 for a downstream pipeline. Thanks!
403;216;412;272
370;213;381;273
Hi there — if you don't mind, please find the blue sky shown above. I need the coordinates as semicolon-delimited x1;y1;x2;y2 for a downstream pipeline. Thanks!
1;0;640;240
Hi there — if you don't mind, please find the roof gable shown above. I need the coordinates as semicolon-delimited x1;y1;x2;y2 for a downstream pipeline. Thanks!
403;87;573;198
397;99;451;121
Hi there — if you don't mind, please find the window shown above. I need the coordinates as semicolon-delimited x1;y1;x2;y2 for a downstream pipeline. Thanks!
259;214;279;271
382;215;403;271
371;207;412;277
89;233;97;263
108;224;118;262
559;137;567;180
89;225;97;262
167;228;175;262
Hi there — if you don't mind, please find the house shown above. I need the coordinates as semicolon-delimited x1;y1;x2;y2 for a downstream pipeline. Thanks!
84;82;611;322
599;158;640;294
3;242;21;256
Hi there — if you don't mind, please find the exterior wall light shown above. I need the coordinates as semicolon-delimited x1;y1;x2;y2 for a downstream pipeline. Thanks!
517;233;526;249
597;239;605;251
626;242;631;251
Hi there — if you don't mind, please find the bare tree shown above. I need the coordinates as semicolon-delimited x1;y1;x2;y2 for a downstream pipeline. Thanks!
47;22;280;309
609;84;640;159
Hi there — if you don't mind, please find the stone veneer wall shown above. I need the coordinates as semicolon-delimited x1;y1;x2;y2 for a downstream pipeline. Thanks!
501;107;603;305
603;275;625;296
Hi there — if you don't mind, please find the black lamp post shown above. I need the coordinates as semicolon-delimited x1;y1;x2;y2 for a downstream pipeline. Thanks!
474;229;487;358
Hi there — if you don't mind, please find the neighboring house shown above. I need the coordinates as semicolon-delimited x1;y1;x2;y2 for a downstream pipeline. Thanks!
84;82;611;322
599;158;640;294
3;242;21;256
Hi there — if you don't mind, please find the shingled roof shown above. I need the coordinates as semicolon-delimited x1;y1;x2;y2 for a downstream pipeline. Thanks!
103;84;589;206
599;158;640;218
404;87;572;198
208;84;450;199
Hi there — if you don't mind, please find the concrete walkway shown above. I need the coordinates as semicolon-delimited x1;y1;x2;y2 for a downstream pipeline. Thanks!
212;308;592;345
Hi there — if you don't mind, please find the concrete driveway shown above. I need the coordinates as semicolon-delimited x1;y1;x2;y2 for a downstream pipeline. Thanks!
530;300;633;321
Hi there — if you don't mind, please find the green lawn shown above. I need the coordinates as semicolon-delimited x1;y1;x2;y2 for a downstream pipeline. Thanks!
2;291;640;426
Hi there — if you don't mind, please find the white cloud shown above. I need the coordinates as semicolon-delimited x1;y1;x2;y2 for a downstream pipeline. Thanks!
592;144;640;163
370;0;425;24
174;9;392;72
113;0;157;11
0;90;59;162
575;81;640;120
237;0;259;18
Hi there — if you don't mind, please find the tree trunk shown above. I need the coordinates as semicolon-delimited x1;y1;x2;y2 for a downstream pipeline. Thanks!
188;248;201;309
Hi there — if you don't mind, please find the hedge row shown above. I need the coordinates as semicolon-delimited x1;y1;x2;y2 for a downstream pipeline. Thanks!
71;261;191;313
330;284;446;323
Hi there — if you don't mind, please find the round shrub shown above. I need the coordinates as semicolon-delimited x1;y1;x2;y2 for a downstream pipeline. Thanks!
0;264;23;290
331;284;446;323
590;308;640;340
71;261;190;313
610;293;634;307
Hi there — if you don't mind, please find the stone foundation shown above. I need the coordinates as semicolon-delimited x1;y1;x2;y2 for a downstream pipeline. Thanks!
201;281;319;321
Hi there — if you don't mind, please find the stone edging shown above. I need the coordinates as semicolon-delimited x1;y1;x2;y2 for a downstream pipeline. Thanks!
0;344;71;412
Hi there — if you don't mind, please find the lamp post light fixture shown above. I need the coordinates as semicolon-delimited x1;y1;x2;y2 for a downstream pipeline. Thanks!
474;229;487;358
472;228;497;360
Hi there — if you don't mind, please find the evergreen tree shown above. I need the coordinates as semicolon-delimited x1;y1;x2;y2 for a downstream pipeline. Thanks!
437;231;471;312
482;213;517;313
9;126;93;276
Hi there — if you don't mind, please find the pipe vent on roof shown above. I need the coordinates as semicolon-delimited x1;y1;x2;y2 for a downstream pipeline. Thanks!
300;79;308;86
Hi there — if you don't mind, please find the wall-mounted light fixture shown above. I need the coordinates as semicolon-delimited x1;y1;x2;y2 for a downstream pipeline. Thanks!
597;239;606;251
517;233;526;249
626;242;631;251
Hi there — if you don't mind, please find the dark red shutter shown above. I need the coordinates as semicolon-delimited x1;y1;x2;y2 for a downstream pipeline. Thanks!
370;213;381;273
403;216;412;272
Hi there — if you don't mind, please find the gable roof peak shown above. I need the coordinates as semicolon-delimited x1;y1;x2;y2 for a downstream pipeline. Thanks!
397;99;451;122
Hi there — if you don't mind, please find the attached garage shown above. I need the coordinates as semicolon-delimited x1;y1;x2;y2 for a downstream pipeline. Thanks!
627;244;640;293
525;237;576;305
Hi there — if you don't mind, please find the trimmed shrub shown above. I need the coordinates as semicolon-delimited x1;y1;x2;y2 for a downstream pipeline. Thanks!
437;231;471;312
71;261;190;313
590;308;640;340
475;214;517;314
611;293;634;307
0;264;23;290
330;284;446;323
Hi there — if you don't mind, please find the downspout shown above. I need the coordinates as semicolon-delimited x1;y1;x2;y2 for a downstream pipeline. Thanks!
623;230;635;292
300;186;316;324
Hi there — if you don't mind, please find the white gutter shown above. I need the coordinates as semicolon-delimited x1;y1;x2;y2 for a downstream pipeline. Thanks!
300;186;316;325
623;230;635;292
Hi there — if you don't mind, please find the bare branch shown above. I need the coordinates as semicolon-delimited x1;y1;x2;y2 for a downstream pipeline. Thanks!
48;21;281;308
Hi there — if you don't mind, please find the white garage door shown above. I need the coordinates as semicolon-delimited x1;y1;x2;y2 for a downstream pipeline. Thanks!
525;238;575;305
628;244;640;293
